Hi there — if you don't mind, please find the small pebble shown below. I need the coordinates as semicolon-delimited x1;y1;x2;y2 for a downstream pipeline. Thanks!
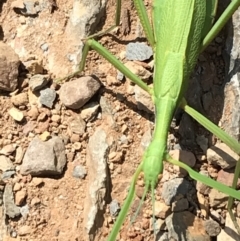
204;219;221;236
20;204;30;219
125;42;153;61
39;88;56;108
72;165;87;179
109;199;120;217
73;142;81;150
9;107;24;121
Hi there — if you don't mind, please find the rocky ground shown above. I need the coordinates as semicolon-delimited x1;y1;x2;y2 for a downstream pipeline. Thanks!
0;0;240;241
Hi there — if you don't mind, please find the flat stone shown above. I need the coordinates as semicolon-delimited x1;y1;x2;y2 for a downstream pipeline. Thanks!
0;156;15;172
154;201;171;219
109;199;120;217
0;144;17;156
15;189;27;206
84;127;109;238
15;146;25;164
124;61;152;80
29;74;49;91
134;84;154;113
196;170;211;195
72;165;87;179
162;178;192;205
207;143;238;169
68;115;86;136
20;136;66;176
170;150;196;176
80;102;99;121
0;42;19;91
59;76;101;109
9;107;24;122
125;42;153;61
39;88;56;108
3;184;20;218
165;211;210;241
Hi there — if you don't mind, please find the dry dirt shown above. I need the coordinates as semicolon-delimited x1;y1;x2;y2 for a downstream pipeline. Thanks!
0;1;238;241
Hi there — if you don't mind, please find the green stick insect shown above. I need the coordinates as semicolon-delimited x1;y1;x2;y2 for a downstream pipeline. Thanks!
58;0;240;240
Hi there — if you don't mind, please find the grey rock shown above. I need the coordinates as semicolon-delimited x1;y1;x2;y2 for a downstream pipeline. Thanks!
196;135;208;153
109;199;120;217
29;74;49;91
99;96;115;116
3;184;20;218
68;115;86;136
0;42;20;91
207;143;238;169
20;204;29;219
166;211;211;241
80;102;99;121
59;76;101;109
134;84;154;113
39;88;56;108
20;136;66;176
2;170;16;180
40;43;49;51
22;0;41;15
221;9;240;142
196;170;211;195
84;127;109;239
117;71;124;81
162;178;192;205
204;219;221;237
64;0;106;71
172;198;189;212
0;156;15;172
170;150;196;176
125;42;153;61
99;96;116;128
72;165;87;179
0;144;17;156
220;74;240;142
0;144;16;156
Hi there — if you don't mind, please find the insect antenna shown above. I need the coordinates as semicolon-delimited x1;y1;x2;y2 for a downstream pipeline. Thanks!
151;183;157;239
129;183;149;227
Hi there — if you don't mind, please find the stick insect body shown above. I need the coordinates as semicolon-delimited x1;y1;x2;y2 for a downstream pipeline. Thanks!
57;0;240;240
